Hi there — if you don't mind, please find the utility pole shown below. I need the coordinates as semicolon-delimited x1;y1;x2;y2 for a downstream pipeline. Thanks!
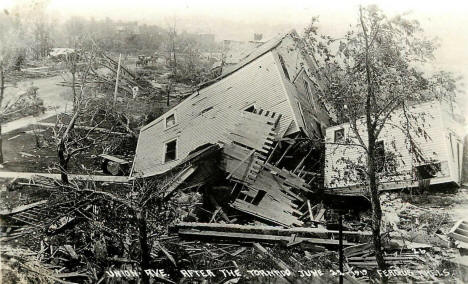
113;53;122;107
339;213;344;284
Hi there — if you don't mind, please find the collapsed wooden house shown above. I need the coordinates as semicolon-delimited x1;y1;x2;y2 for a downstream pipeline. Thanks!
131;30;332;226
324;101;465;195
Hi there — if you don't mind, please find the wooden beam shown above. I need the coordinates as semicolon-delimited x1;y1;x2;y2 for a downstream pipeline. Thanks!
293;148;313;174
162;166;198;201
113;53;122;106
175;222;372;237
274;141;294;167
315;209;326;222
208;194;231;223
307;200;314;222
253;243;292;271
177;229;359;246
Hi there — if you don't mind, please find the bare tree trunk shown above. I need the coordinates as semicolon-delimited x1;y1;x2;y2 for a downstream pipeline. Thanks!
58;141;69;184
360;6;387;279
137;208;150;284
71;70;76;111
172;40;177;74
0;64;4;164
367;141;387;275
166;89;170;107
57;108;79;184
0;123;3;165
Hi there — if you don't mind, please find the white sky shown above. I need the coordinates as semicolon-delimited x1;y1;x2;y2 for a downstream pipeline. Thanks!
1;0;467;127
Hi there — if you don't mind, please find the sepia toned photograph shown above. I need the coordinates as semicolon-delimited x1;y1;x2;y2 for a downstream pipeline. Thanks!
0;0;467;283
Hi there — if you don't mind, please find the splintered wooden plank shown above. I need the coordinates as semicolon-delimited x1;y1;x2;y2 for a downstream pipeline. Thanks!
174;222;373;240
231;199;302;227
177;229;358;246
456;228;468;237
449;232;468;243
459;222;468;231
162;165;198;200
264;163;310;193
315;209;326;222
0;200;48;216
449;219;468;244
228;112;277;152
222;144;267;183
253;243;292;271
343;243;373;257
10;215;41;227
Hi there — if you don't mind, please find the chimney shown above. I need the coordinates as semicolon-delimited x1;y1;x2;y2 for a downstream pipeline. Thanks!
254;33;263;41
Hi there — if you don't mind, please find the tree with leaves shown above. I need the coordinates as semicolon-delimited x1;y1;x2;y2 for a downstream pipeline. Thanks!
0;8;30;164
304;5;462;278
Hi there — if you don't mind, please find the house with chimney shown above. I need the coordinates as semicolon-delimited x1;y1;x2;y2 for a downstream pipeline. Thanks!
131;30;331;178
129;30;334;226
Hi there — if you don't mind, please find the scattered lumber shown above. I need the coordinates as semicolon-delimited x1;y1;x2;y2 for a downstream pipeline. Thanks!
33;122;129;136
343;243;373;257
177;229;358;246
172;222;369;246
449;219;468;244
161;165;198;201
220;110;310;227
174;222;372;238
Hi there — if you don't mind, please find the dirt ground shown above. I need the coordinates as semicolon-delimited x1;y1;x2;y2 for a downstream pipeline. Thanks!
1;123;131;175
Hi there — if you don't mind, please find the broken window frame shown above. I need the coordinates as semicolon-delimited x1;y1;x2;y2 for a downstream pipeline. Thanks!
163;138;178;163
334;128;345;143
165;113;177;129
415;162;442;179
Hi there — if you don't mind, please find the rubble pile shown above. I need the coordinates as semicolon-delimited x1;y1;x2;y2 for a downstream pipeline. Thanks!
1;104;465;283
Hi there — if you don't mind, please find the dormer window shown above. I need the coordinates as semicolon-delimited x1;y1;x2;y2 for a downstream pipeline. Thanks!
244;104;257;113
165;114;176;128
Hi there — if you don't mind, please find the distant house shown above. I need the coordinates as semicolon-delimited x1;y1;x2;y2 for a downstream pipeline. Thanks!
131;30;331;178
49;48;76;61
220;40;264;71
324;101;465;194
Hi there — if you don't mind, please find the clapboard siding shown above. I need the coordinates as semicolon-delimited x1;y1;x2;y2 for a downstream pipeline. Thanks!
132;31;332;178
133;52;296;177
440;107;465;184
324;101;462;189
273;37;331;138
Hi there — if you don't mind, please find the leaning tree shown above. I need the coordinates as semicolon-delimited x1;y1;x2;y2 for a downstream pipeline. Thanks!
303;5;462;278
